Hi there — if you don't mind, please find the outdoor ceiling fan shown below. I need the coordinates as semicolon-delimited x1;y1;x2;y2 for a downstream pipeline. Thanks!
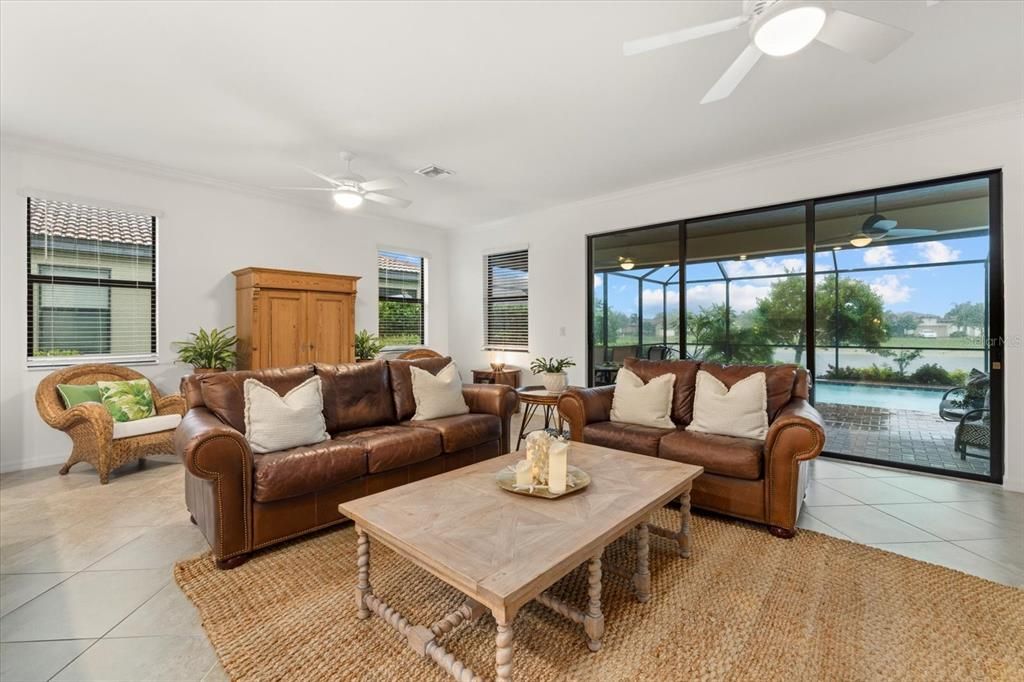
274;152;411;209
833;196;937;247
623;0;925;104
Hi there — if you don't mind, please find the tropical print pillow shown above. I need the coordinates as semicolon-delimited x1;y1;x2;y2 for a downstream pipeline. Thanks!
97;379;156;422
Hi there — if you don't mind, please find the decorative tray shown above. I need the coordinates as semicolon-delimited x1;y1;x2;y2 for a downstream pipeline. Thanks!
495;465;591;499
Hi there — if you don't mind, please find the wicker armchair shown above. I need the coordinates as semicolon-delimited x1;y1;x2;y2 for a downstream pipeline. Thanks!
36;364;186;483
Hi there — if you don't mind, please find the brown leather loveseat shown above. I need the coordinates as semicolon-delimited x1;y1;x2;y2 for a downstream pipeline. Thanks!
175;356;517;568
558;358;825;538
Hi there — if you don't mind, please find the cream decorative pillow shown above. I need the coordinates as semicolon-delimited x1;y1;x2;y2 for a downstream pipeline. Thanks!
687;370;768;440
243;376;329;454
610;368;675;429
410;362;469;421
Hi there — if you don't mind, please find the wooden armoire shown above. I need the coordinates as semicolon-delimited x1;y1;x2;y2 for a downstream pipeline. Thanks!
233;267;360;370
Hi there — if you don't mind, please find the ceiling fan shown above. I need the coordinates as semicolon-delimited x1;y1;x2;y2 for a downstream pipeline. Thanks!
274;152;411;209
834;196;937;247
623;0;920;104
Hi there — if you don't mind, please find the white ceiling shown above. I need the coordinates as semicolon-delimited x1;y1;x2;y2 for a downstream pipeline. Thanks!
1;1;1021;230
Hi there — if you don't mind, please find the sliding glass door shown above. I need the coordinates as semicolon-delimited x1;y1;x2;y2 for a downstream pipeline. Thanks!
584;172;1003;483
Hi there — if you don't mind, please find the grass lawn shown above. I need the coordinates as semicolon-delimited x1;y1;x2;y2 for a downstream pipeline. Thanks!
879;336;987;349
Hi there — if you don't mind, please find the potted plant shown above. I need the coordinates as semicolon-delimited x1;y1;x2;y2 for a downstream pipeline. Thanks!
173;326;237;375
530;356;576;392
355;329;384;362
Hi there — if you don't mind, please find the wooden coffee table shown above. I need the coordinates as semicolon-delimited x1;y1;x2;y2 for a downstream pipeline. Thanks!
339;442;702;681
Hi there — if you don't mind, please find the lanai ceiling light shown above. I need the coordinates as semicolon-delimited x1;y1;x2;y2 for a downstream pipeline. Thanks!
624;0;923;103
619;256;636;270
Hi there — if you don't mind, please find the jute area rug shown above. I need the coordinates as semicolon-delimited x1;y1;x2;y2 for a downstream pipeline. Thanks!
175;510;1024;681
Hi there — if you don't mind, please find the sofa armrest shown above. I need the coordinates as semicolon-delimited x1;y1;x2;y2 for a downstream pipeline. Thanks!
462;384;519;454
763;398;826;533
174;407;253;561
557;385;615;441
155;393;187;416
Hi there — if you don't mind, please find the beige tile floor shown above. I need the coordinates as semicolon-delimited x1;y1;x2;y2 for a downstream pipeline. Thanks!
1;416;1021;680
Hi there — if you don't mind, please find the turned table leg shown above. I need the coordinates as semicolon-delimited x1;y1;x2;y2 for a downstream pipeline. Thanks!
583;552;605;652
678;490;692;558
633;520;651;602
356;526;371;620
495;618;513;682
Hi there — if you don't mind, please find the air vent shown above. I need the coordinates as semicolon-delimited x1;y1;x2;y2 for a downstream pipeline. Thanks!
415;164;455;178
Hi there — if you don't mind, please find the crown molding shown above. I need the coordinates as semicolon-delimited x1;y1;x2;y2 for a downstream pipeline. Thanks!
0;134;442;233
465;100;1024;232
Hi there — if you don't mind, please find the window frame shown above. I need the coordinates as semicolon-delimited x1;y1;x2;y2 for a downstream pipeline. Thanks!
26;198;158;368
376;249;427;350
483;248;530;352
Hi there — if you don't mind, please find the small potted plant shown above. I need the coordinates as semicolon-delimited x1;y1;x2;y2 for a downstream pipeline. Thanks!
355;329;384;362
174;326;237;375
530;356;576;392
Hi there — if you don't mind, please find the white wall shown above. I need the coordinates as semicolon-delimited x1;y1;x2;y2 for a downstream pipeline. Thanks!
448;103;1024;492
0;140;449;472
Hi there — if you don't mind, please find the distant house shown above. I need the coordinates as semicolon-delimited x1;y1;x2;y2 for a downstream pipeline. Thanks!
915;317;952;338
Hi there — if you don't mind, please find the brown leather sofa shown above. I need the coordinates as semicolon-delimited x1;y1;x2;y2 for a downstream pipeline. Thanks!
557;358;825;538
174;356;518;568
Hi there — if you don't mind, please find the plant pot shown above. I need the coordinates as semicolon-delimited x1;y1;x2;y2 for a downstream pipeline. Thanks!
541;372;568;392
193;368;225;376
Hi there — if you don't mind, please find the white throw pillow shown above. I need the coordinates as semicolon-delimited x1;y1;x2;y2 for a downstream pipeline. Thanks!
243;376;329;454
687;370;768;440
410;362;470;421
610;368;675;429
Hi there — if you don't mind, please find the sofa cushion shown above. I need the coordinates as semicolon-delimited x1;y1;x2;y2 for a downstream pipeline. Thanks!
253;439;367;503
387;356;453;421
199;365;315;433
411;363;470;421
334;425;442;474
624;358;700;425
610;368;675;429
699;362;798;420
582;421;674;457
316;361;396;433
402;413;500;453
687;370;768;440
243;376;330;454
659;429;763;480
112;414;182;440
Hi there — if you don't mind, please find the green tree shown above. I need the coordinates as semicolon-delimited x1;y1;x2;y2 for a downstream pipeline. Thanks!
879;348;922;376
945;301;984;332
687;304;774;365
813;276;888;350
378;300;423;346
752;276;806;364
884;311;918;337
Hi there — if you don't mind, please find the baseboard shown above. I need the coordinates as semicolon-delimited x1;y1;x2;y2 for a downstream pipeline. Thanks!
0;452;67;474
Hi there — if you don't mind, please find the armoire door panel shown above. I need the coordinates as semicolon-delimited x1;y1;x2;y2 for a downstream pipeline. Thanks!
307;292;354;364
262;290;307;368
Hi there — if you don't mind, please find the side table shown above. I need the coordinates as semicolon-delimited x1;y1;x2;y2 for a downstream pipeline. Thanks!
515;385;575;450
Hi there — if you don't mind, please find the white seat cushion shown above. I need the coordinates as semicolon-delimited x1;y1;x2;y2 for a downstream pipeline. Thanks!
610;368;676;429
686;370;768;440
410;362;470;421
112;414;182;440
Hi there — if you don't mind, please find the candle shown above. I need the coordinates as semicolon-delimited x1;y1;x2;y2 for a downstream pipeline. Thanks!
548;441;568;494
515;459;533;487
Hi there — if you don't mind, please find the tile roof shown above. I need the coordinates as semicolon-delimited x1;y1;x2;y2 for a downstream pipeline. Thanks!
29;198;153;246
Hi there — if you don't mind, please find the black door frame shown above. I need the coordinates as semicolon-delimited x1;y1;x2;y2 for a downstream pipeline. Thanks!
585;169;1005;484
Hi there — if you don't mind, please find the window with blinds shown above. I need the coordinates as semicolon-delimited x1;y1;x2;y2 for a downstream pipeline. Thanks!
378;250;425;348
484;249;529;351
27;198;157;366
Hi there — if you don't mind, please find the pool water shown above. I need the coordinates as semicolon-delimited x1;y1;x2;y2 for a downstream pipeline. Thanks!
814;382;945;413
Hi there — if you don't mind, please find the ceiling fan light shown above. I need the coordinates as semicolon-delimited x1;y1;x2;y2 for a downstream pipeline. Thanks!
753;6;827;57
850;234;873;248
619;257;635;271
333;189;364;209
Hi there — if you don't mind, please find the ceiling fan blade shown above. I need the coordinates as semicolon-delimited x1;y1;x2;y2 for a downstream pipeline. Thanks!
271;186;335;191
359;176;406;192
882;228;938;238
700;43;761;104
364;192;412;208
623;15;747;56
298;165;343;187
816;9;912;63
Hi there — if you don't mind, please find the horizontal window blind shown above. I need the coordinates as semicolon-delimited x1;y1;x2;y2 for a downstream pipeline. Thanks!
484;249;529;351
378;250;425;347
27;198;157;366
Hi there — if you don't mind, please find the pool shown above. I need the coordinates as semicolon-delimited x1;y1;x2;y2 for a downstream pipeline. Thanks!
814;381;946;413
